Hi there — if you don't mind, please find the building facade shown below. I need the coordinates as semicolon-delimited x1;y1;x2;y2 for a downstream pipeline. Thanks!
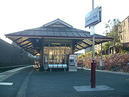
119;16;129;46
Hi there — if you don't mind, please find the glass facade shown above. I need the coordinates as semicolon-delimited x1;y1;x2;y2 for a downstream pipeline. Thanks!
44;46;71;65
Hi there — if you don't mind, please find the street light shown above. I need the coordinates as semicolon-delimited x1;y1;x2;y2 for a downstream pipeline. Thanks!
91;0;96;88
85;0;102;88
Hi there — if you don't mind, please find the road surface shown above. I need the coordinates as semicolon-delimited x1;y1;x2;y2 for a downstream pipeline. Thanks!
0;66;129;97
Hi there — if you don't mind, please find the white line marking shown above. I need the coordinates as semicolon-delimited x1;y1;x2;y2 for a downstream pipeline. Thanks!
16;70;33;97
0;82;13;86
0;65;33;81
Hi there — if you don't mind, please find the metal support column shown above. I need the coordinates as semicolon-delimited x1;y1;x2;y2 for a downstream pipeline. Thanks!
40;38;44;71
91;0;96;88
71;41;75;54
100;43;103;66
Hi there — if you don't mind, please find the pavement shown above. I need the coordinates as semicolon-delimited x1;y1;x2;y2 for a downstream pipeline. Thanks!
0;66;129;97
83;68;129;76
0;65;32;81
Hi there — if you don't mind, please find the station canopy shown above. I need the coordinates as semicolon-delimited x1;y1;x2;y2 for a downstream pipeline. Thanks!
6;19;112;55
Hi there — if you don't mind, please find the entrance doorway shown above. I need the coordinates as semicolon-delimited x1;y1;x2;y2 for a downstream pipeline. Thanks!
43;46;71;70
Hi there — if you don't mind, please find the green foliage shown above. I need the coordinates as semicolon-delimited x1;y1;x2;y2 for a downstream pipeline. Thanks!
103;42;112;51
103;19;125;54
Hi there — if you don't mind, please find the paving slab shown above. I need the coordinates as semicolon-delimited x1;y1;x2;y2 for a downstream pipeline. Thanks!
74;85;114;92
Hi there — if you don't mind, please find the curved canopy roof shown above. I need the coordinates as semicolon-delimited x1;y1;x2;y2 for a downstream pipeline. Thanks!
6;19;112;55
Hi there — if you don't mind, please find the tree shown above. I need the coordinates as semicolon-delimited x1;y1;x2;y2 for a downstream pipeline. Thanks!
104;19;123;54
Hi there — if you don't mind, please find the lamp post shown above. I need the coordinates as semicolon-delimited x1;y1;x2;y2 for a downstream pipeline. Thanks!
85;0;101;88
91;0;96;88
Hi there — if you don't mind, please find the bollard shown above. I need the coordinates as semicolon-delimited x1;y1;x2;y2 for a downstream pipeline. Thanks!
91;59;96;88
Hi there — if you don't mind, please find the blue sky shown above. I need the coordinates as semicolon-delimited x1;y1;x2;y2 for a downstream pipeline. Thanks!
0;0;129;43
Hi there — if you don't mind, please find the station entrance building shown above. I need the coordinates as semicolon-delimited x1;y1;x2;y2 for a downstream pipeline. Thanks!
6;19;112;71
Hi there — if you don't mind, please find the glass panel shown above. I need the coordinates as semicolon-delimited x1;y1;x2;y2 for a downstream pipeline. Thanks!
44;46;71;64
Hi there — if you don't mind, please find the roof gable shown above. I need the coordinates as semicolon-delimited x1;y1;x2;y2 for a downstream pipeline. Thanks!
43;19;73;28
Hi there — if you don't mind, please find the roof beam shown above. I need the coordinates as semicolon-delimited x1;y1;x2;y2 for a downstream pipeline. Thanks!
74;45;81;50
76;40;108;51
87;40;108;49
22;44;32;48
13;37;22;42
20;42;32;47
74;39;91;47
82;40;91;45
76;44;84;49
17;38;29;44
25;45;33;49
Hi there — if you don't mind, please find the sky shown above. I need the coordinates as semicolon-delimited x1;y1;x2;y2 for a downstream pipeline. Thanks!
0;0;129;43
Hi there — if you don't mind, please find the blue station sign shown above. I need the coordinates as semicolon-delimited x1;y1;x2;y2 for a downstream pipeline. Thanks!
85;6;102;27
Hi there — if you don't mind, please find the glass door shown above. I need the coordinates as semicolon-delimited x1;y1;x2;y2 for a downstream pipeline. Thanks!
44;46;71;64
